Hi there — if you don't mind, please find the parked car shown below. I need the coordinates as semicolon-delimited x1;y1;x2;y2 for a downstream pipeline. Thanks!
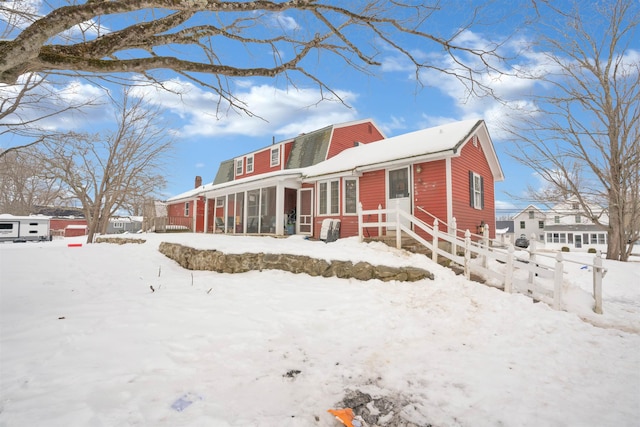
515;234;530;248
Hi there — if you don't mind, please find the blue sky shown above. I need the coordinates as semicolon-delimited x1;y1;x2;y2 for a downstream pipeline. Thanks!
1;1;638;218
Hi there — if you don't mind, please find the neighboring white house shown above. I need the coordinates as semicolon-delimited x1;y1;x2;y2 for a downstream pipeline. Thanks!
543;198;609;252
512;205;546;244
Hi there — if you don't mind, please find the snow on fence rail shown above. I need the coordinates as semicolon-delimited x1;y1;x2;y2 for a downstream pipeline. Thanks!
357;202;606;314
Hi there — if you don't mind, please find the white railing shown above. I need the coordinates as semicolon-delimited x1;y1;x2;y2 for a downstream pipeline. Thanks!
357;202;606;314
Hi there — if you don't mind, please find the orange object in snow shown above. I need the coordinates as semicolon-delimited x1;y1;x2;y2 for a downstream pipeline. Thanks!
67;243;83;247
327;408;356;427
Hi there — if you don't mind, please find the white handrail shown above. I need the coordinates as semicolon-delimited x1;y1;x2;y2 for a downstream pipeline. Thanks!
358;202;605;314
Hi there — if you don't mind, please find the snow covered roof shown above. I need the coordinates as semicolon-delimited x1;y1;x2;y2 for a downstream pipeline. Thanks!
167;119;503;201
0;214;50;220
301;119;503;180
66;224;87;229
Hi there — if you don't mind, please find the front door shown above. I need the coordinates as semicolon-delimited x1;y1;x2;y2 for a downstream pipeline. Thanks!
387;167;411;230
575;234;582;249
297;188;313;235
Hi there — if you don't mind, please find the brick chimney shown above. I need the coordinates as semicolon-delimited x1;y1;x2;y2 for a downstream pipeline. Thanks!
195;175;202;188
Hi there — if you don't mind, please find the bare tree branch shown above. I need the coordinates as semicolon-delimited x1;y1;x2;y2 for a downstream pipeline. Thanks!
505;0;640;261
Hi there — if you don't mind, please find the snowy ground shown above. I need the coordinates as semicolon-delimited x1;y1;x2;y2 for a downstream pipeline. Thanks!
1;233;639;426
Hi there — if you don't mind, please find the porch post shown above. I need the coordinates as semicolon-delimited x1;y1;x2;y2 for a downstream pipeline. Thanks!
192;198;197;232
275;182;284;235
358;202;363;242
203;197;209;234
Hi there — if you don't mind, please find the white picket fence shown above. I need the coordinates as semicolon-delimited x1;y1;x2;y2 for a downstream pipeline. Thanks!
357;202;606;314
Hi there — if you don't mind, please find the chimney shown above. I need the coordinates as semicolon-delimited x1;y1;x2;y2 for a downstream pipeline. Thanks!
195;175;202;188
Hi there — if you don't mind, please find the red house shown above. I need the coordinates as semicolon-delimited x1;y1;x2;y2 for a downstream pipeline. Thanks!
166;118;504;240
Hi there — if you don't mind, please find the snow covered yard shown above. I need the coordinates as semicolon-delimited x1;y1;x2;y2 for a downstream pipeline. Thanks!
1;234;639;426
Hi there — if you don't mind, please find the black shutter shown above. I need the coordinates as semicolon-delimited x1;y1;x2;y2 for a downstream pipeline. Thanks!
469;171;474;208
480;176;484;209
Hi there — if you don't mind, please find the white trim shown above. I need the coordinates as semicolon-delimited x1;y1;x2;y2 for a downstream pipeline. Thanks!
246;154;254;173
317;178;340;216
471;171;483;210
343;177;358;216
270;146;280;167
235;158;243;177
446;157;453;224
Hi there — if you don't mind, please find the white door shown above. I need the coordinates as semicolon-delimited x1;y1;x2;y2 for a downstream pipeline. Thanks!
297;188;313;235
387;167;411;230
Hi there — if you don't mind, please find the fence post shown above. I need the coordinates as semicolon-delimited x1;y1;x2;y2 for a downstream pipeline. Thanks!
504;244;514;293
358;202;363;242
451;217;457;257
593;250;603;314
432;219;439;263
528;234;537;290
377;204;382;237
482;224;489;269
553;251;563;310
395;200;402;249
464;229;471;280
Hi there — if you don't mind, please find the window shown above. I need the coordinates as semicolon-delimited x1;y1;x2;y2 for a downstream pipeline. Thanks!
270;146;280;167
547;233;552;243
0;223;13;230
553;233;560;243
184;202;190;216
113;222;124;229
528;210;534;219
246;155;254;173
568;233;574;244
554;216;560;224
216;197;224;208
539;234;544;242
318;179;340;215
330;181;339;214
389;168;409;199
520;221;525;229
572;202;579;210
538;221;544;229
598;234;606;245
344;179;357;214
575;214;581;223
469;171;484;209
559;233;566;244
235;158;243;176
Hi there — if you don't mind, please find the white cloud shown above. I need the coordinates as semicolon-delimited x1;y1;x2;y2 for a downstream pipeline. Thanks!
0;74;110;131
268;13;300;31
131;79;359;139
0;0;41;31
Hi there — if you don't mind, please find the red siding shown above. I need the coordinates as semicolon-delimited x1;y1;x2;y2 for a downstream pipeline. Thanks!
167;197;205;232
327;121;385;158
50;218;88;237
50;218;87;231
195;197;205;232
413;160;448;234
356;170;387;237
451;139;495;238
282;140;294;165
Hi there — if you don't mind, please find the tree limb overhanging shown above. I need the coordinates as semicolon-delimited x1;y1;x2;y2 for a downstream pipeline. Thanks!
0;1;504;97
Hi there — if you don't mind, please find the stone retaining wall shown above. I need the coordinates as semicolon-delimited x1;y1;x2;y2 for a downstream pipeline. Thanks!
95;237;146;244
159;242;433;282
